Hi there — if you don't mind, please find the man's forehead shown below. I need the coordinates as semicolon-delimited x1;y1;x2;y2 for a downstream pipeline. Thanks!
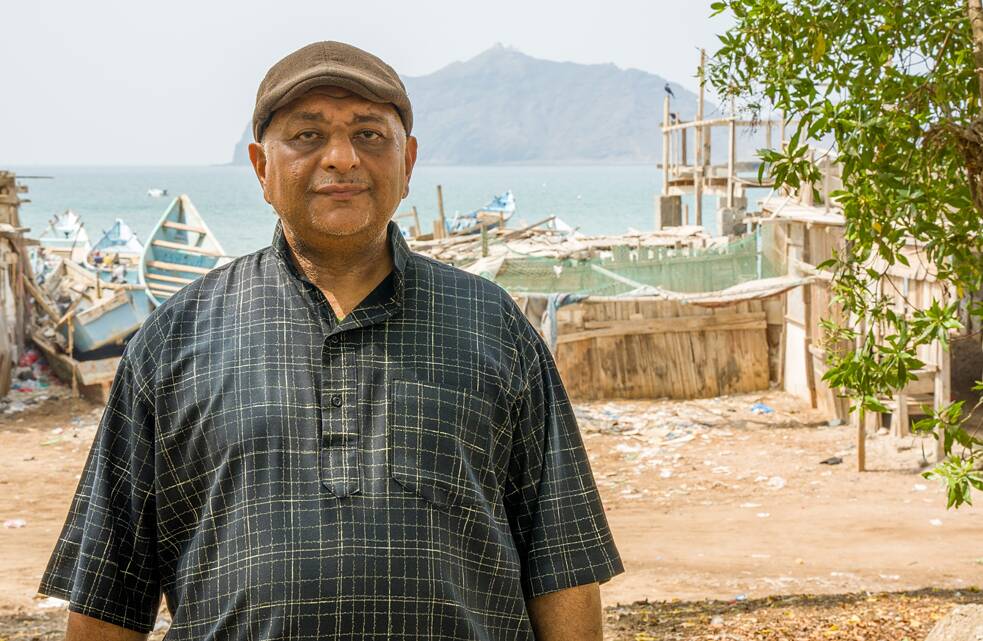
275;86;400;123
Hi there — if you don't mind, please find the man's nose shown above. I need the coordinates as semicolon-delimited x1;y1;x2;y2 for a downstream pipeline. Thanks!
319;136;359;173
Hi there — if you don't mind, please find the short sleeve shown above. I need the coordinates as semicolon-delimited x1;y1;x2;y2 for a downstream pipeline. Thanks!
504;317;624;600
38;355;161;633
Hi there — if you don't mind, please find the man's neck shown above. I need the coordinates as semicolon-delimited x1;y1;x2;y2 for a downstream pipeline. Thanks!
283;225;395;319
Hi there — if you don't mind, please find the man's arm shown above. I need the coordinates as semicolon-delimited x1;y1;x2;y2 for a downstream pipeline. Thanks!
526;583;603;641
66;612;148;641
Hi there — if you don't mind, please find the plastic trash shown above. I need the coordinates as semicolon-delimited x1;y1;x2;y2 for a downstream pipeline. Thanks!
3;518;27;529
17;349;40;367
766;476;787;490
749;402;774;415
819;456;843;465
35;597;67;610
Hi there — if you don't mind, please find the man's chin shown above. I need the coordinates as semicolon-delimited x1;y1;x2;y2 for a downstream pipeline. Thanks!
308;210;374;238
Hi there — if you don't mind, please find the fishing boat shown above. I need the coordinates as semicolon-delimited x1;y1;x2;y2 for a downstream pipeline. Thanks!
447;190;516;235
139;194;230;306
38;209;92;264
86;218;145;277
41;257;153;355
147;188;168;198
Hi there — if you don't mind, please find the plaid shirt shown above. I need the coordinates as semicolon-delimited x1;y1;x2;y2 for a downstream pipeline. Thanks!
39;221;623;640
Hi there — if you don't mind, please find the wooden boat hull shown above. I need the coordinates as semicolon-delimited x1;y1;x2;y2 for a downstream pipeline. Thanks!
64;287;153;353
139;195;229;307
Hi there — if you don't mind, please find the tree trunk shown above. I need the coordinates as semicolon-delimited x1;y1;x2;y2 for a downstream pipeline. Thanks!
968;0;983;103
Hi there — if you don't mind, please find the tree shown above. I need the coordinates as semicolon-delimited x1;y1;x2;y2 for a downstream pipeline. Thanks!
709;0;983;507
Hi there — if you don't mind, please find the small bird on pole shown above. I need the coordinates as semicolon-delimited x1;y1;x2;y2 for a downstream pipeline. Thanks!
664;83;676;98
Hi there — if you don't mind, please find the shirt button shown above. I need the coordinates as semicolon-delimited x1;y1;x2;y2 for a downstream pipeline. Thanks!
330;394;343;408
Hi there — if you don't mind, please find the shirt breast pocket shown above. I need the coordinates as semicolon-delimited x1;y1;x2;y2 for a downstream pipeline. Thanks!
389;379;494;509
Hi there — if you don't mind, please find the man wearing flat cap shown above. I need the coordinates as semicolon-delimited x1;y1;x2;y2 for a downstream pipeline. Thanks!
40;41;623;640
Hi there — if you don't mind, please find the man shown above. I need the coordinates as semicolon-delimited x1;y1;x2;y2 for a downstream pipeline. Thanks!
39;41;623;640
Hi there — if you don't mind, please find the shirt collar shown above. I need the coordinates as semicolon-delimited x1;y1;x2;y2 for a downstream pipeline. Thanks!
271;219;410;326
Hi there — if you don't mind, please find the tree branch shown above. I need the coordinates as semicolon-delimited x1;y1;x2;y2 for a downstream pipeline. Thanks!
967;0;983;102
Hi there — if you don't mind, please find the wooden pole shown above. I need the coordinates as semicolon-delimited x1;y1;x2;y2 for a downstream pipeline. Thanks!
480;223;489;257
436;185;446;240
934;339;952;462
67;317;78;398
695;49;706;227
680;127;687;167
727;97;737;209
662;96;671;196
823;155;832;212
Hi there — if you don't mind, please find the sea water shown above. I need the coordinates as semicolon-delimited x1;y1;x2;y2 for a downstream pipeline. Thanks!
11;165;732;257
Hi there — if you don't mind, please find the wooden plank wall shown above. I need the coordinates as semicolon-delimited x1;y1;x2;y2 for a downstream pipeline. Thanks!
805;225;850;419
551;298;771;400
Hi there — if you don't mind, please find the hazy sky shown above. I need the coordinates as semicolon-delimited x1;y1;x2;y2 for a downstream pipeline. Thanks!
2;1;733;166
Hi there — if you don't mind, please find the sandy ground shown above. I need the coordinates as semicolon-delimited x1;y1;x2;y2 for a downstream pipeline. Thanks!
0;387;980;639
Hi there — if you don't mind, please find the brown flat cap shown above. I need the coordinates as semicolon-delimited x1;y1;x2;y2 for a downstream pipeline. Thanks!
253;41;412;141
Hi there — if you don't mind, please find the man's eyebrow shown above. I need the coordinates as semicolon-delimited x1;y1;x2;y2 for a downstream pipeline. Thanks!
350;114;390;126
286;111;328;123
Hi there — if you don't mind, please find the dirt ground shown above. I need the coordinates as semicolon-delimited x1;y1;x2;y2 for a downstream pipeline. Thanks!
0;386;980;640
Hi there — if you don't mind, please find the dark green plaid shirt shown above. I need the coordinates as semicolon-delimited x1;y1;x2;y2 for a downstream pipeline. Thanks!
40;221;623;640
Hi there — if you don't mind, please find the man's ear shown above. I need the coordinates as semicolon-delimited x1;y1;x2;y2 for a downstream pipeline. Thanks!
248;142;272;204
402;135;418;199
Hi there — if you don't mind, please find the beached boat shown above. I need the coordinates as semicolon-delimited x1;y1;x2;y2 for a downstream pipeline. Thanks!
87;219;145;285
87;218;144;273
447;190;516;235
38;209;92;264
41;258;153;355
139;194;230;307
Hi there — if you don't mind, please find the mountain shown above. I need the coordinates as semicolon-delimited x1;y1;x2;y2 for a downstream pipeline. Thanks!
231;44;710;165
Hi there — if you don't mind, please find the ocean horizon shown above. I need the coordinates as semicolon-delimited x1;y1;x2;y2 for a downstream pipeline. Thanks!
9;164;734;257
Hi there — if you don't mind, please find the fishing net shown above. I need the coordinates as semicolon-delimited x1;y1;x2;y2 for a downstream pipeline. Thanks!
488;227;785;296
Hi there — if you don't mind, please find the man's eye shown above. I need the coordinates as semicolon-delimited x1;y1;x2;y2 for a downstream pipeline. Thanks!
296;131;320;141
357;130;382;141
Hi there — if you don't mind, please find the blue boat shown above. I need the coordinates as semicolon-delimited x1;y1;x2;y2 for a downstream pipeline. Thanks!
42;258;153;354
447;190;516;235
86;218;145;284
139;194;230;307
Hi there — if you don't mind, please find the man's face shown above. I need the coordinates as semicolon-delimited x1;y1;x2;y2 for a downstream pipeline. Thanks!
249;86;417;247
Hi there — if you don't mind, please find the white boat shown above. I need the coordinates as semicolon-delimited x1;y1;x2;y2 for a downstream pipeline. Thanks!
88;219;144;267
448;190;516;235
147;188;168;198
139;195;230;307
38;209;92;264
